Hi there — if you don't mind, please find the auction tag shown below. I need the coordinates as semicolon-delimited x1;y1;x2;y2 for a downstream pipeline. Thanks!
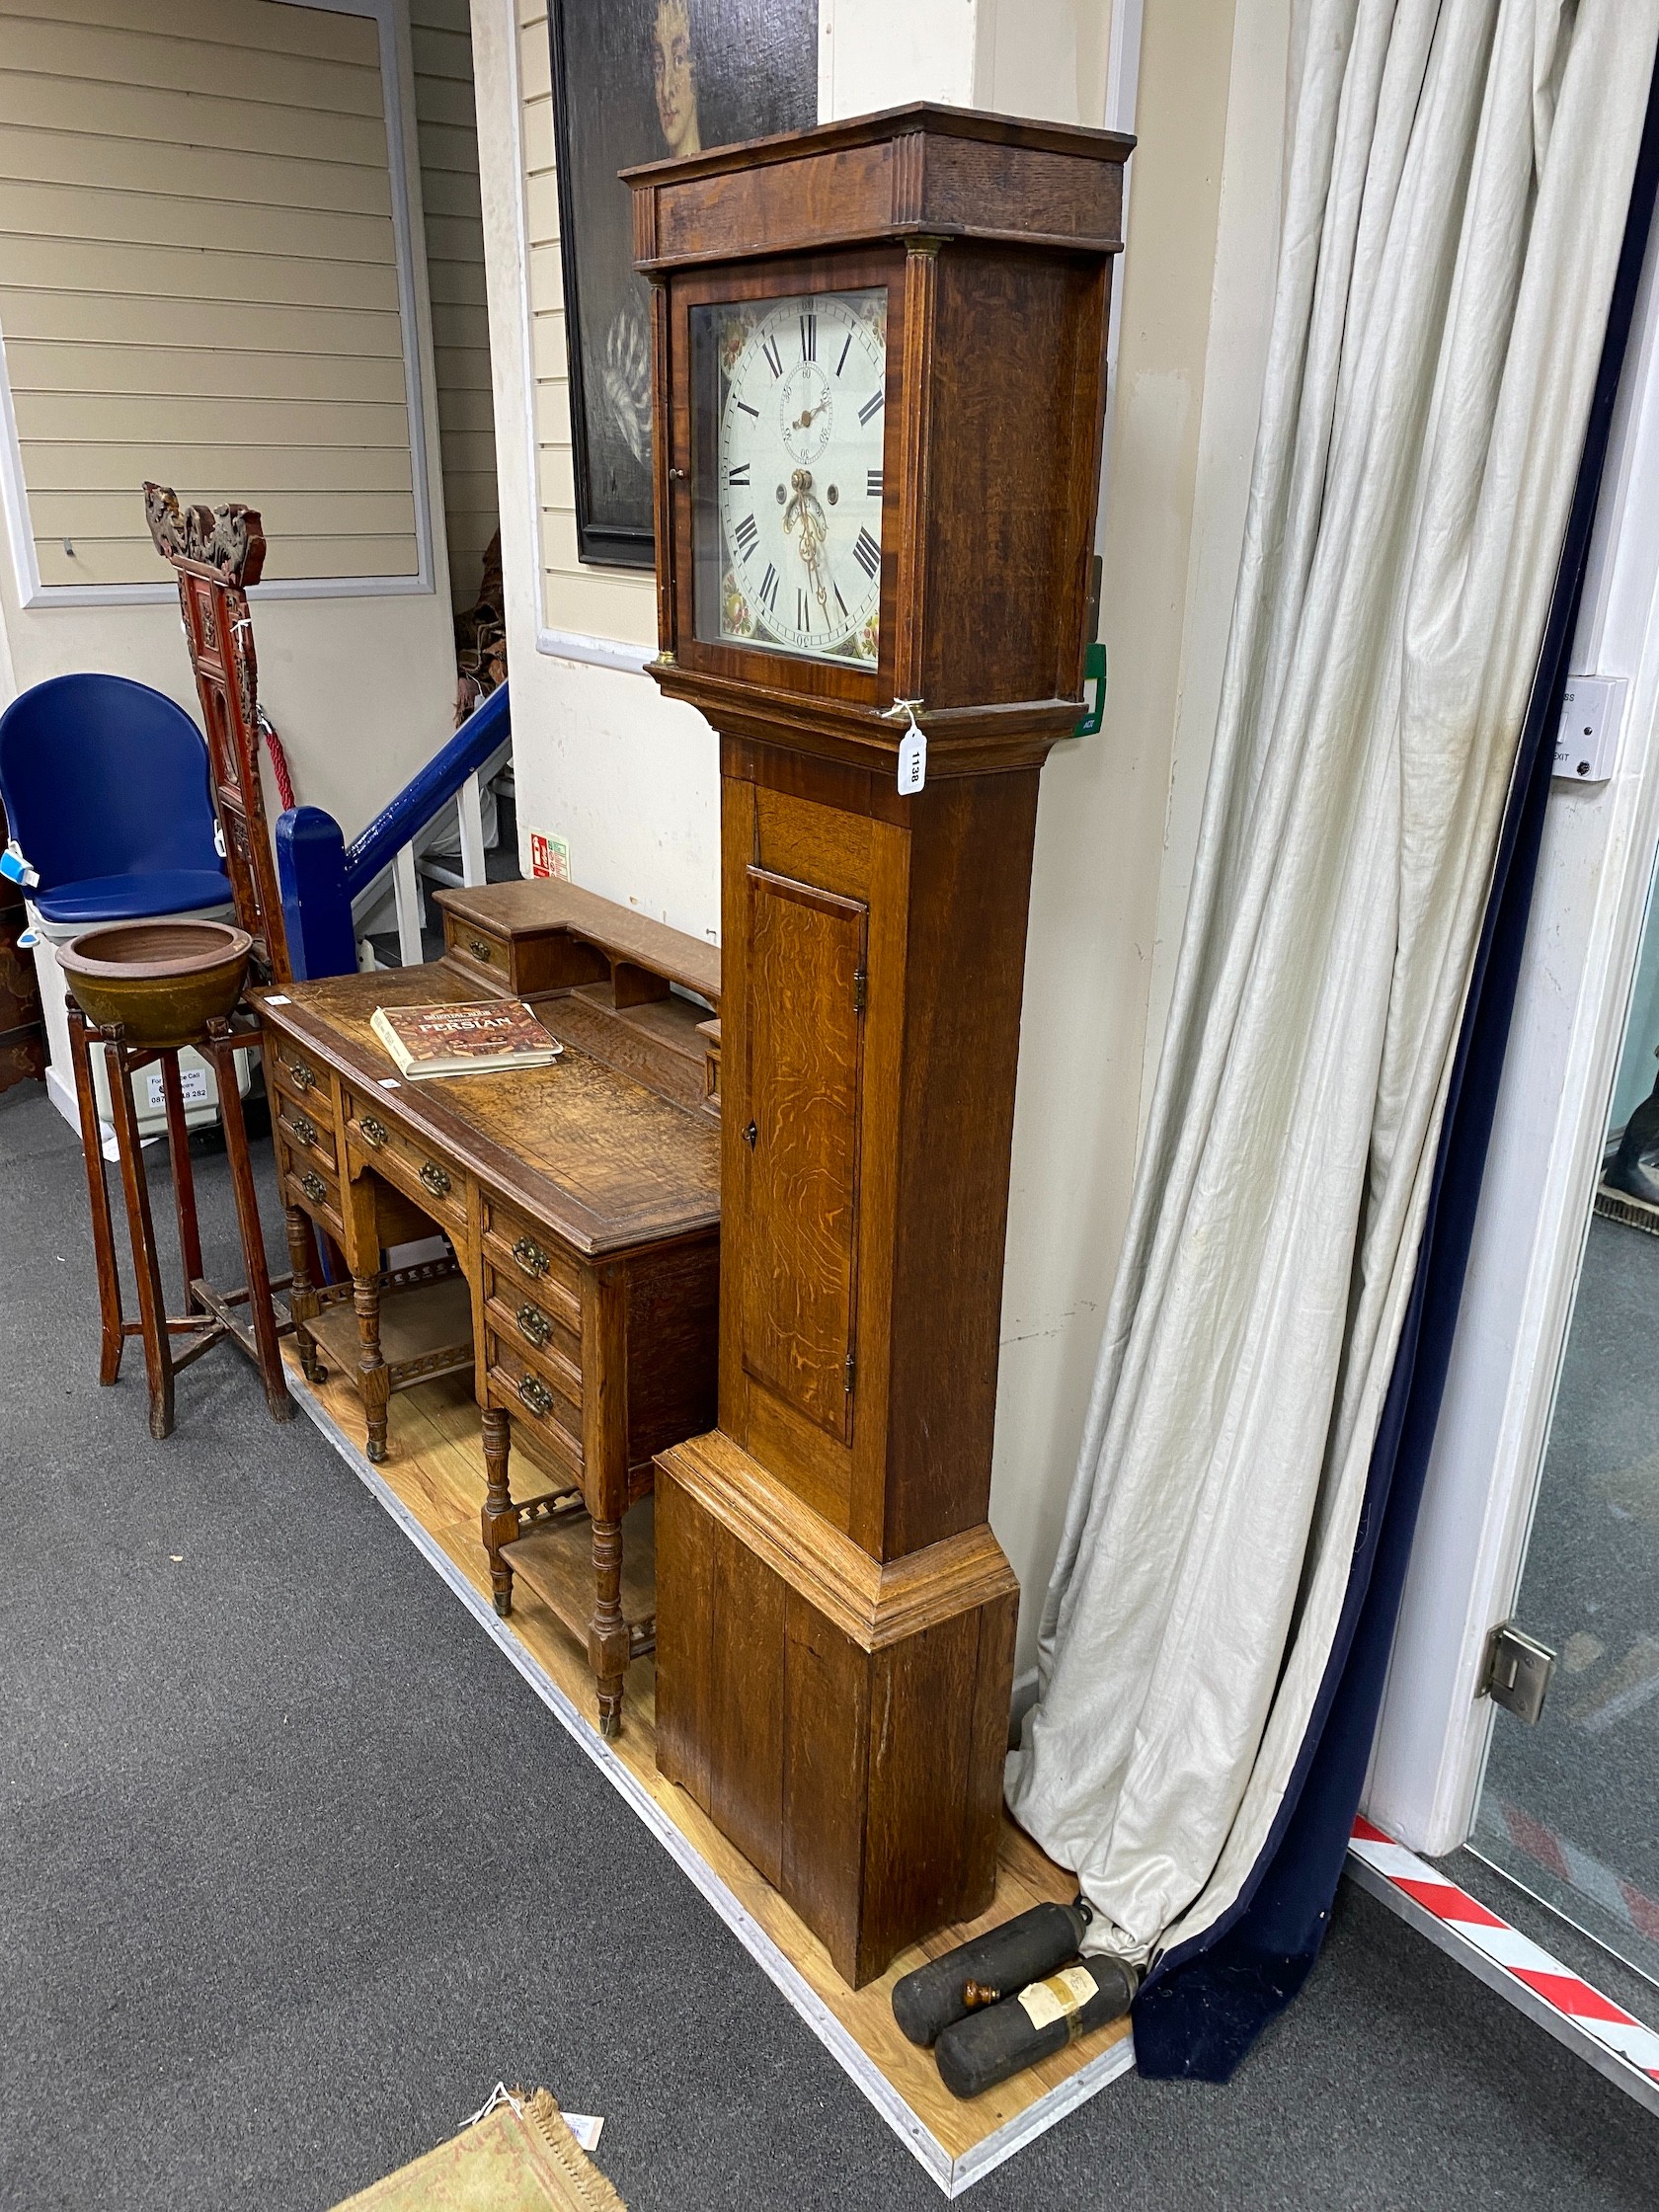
1017;1963;1097;2035
898;724;926;795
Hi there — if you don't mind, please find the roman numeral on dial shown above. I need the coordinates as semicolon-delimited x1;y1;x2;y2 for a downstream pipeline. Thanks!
800;312;817;362
858;388;885;426
853;528;881;581
867;468;883;499
762;334;783;377
759;564;779;613
728;463;750;487
835;332;852;376
797;587;810;632
733;512;758;560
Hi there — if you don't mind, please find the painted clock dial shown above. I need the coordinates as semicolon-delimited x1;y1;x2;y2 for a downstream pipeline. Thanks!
698;288;887;668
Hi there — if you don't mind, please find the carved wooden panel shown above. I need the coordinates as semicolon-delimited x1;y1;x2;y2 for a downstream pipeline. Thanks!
739;866;865;1447
143;481;290;984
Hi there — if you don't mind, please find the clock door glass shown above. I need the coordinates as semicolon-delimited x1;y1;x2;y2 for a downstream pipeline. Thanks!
690;288;887;668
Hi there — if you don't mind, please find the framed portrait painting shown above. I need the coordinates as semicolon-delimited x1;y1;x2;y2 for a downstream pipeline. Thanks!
549;0;819;569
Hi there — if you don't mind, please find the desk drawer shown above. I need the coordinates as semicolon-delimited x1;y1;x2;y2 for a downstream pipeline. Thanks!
482;1194;583;1310
343;1090;470;1235
442;911;509;987
488;1336;584;1477
484;1280;582;1403
274;1090;337;1173
280;1146;345;1242
269;1037;333;1112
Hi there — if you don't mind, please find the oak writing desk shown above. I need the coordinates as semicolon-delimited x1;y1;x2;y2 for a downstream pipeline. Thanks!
257;896;720;1736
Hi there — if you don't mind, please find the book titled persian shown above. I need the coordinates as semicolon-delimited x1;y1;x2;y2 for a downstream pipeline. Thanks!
369;999;563;1079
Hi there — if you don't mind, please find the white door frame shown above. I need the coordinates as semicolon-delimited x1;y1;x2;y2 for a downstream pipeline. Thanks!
1367;210;1659;1856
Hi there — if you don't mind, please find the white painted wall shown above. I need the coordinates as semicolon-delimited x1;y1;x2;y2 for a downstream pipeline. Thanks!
0;0;459;846
474;0;1290;1671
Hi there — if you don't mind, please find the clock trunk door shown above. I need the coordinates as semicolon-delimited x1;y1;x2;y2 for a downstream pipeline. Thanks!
740;866;865;1449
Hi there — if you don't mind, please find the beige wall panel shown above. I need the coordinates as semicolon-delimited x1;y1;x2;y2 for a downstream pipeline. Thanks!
10;391;413;446
428;260;489;308
0;127;394;216
2;17;382;114
417;118;482;170
414;0;498;607
416;75;479;130
519;15;552;100
419;167;483;219
30;488;418;542
0;0;375;65
0;78;389;169
528;242;563;307
0;181;390;263
21;443;414;496
6;344;408;406
432;346;494;392
538;445;576;511
33;532;421;590
430;300;489;352
531;313;567;382
0;0;422;594
434;385;496;434
536;564;659;646
1;292;403;358
0;237;400;314
439;429;497;474
524;170;559;243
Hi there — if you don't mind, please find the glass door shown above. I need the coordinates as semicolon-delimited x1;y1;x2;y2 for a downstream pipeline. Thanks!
1472;858;1659;1987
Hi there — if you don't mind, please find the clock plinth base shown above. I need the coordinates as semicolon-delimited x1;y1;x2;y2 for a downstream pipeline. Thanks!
654;1429;1018;1988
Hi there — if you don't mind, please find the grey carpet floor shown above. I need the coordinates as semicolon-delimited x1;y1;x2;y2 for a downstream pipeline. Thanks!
2;1081;1656;2211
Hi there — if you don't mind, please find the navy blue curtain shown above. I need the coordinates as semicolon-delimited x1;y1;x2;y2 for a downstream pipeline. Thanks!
1131;45;1659;2083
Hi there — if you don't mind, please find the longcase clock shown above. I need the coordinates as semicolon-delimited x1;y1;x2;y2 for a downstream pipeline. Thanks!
626;104;1132;1987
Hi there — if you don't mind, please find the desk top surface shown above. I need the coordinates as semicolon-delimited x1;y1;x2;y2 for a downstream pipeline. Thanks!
257;966;720;1260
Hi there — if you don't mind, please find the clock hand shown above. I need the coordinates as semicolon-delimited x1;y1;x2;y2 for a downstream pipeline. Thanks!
783;470;833;625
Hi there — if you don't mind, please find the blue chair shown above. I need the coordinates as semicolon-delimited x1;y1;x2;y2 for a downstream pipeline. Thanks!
0;673;230;926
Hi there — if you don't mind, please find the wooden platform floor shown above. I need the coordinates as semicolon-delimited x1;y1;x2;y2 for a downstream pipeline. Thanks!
286;1350;1133;2191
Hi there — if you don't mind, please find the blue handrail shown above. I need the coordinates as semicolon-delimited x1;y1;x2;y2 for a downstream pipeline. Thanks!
276;681;511;981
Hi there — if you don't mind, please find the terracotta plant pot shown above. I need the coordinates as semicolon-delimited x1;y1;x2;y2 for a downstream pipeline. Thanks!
58;919;253;1050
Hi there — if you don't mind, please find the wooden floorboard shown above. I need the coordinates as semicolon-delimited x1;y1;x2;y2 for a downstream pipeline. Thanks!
289;1352;1133;2178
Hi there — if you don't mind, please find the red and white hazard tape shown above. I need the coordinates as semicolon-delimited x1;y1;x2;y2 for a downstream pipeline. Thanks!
1348;1815;1659;2102
1483;1796;1659;1950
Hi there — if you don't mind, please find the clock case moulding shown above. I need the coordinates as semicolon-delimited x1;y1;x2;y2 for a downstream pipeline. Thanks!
625;103;1132;1989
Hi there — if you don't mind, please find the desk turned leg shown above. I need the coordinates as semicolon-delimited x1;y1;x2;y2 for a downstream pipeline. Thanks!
589;1519;628;1741
354;1272;389;1462
285;1207;323;1382
481;1407;517;1617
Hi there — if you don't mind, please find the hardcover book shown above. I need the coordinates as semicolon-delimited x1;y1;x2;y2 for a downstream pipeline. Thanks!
369;999;563;1079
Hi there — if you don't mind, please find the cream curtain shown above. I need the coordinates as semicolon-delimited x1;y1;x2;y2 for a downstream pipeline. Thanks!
1006;0;1659;1971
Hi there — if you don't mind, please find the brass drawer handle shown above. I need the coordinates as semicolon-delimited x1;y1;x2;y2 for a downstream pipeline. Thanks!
288;1058;317;1093
468;936;495;963
517;1302;552;1349
513;1234;550;1278
299;1171;328;1206
517;1372;553;1417
358;1114;388;1149
290;1112;317;1149
420;1160;451;1200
